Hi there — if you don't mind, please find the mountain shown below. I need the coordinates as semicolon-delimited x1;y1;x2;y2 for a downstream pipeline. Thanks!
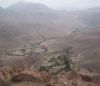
7;2;52;14
0;2;74;53
4;2;57;20
0;7;3;10
87;7;100;12
76;7;100;27
0;3;100;50
2;3;100;28
0;7;4;14
62;7;100;28
0;6;2;8
0;2;100;55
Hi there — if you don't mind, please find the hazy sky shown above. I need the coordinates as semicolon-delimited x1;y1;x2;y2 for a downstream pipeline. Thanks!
0;0;100;10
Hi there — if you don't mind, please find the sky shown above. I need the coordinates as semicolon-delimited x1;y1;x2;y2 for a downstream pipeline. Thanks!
0;0;100;10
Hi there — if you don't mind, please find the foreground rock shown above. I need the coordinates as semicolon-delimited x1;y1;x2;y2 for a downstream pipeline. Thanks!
0;65;100;86
46;69;100;86
11;70;50;82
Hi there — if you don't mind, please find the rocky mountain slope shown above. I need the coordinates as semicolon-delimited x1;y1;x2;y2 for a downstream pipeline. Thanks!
0;2;100;86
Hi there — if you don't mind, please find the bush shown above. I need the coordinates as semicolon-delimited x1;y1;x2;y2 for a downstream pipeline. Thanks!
39;66;49;72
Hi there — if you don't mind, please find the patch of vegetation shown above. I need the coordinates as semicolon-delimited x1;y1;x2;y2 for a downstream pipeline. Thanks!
63;46;72;56
39;66;49;72
31;42;42;49
40;53;71;73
